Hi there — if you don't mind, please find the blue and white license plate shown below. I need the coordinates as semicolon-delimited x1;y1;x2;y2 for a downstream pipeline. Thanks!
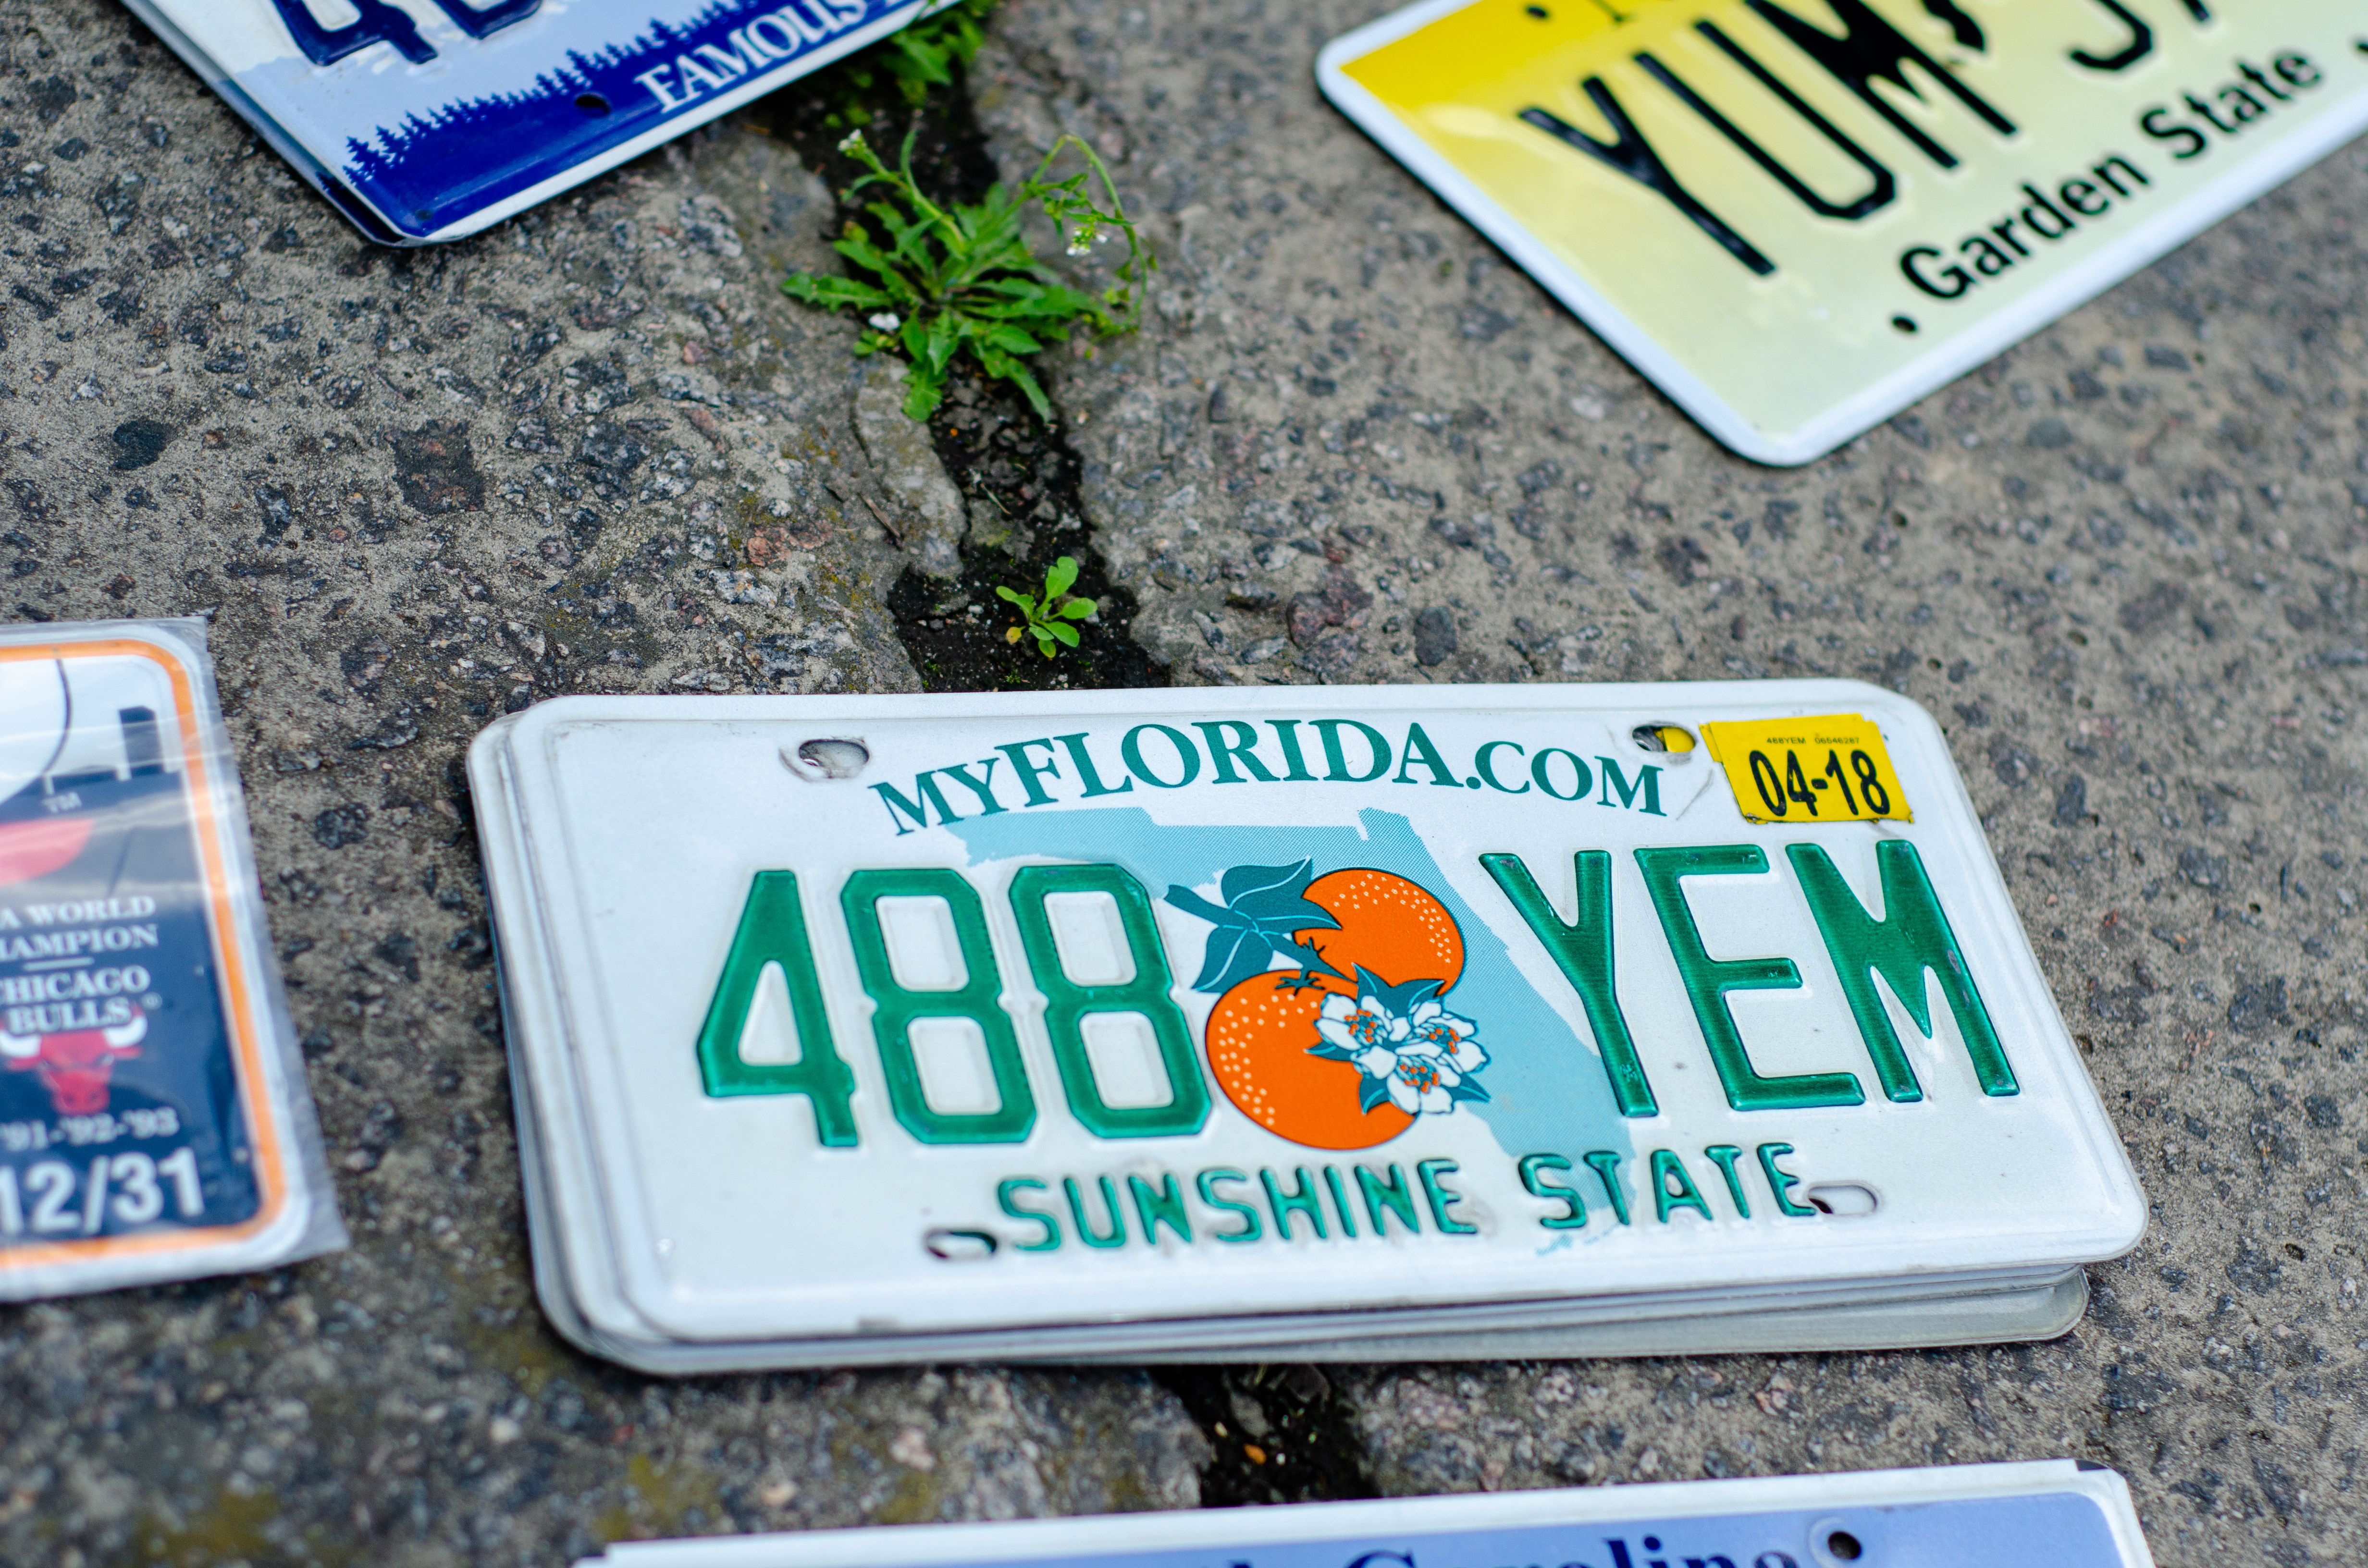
573;1460;2156;1568
0;623;337;1299
473;681;2141;1367
125;0;936;243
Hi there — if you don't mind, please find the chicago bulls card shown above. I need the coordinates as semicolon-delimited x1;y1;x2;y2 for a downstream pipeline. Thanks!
0;621;340;1299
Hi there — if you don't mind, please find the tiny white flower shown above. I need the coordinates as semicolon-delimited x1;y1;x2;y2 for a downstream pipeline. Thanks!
1407;998;1487;1074
1319;984;1488;1119
1066;241;1091;257
1317;991;1407;1056
838;130;867;154
867;312;901;332
1384;1057;1455;1116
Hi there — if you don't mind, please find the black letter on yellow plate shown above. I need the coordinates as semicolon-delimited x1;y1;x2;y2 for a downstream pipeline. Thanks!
1519;80;1776;276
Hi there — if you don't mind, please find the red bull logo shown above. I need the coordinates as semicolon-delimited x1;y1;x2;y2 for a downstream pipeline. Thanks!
2;1006;146;1115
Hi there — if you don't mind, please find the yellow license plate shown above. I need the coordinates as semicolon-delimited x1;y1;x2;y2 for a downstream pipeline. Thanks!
1320;0;2368;462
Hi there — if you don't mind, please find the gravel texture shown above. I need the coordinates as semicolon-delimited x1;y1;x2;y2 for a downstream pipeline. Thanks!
2;0;2366;1563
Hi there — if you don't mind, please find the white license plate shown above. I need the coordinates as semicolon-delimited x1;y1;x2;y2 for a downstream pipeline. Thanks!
125;0;934;243
1320;0;2368;463
576;1459;2156;1568
474;680;2142;1350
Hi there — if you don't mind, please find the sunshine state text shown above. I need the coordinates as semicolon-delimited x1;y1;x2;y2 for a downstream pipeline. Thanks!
982;1142;1823;1254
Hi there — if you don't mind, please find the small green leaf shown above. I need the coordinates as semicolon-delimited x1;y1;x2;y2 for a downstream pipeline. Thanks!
1046;620;1080;648
901;368;944;421
1059;597;1097;619
783;274;894;310
1044;555;1079;598
774;111;1152;428
1006;361;1054;418
994;585;1031;607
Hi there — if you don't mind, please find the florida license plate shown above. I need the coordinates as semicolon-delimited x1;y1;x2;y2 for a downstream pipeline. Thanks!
1320;0;2368;463
474;680;2141;1359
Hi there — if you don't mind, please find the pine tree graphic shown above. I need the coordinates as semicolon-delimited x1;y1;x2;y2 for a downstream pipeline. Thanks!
338;2;846;231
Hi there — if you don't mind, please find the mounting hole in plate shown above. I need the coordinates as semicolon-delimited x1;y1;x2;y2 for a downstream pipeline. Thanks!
1804;1183;1879;1217
1630;722;1698;758
786;737;869;780
575;93;611;116
1805;1517;1867;1566
923;1228;998;1262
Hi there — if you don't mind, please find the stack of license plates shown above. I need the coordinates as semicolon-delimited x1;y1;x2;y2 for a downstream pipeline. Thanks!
470;681;2144;1371
570;1459;2157;1568
125;0;938;244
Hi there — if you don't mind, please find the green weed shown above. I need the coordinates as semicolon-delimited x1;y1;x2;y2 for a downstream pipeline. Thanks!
998;555;1096;657
781;126;1151;421
816;0;996;126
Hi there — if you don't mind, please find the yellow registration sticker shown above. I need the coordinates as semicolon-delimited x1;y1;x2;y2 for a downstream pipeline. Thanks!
1701;713;1911;824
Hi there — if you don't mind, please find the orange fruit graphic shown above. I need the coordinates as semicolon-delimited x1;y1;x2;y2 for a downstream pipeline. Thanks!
1206;971;1412;1150
1203;868;1463;1151
1295;868;1464;993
